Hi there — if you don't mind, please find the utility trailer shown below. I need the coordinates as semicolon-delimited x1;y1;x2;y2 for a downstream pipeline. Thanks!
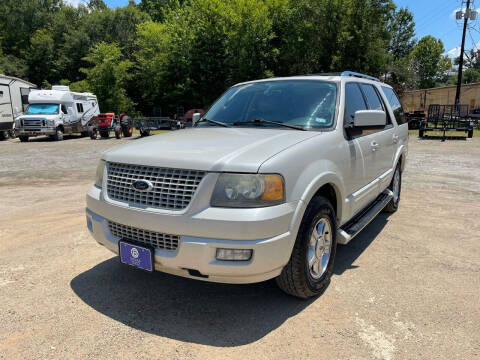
405;110;425;129
133;117;182;137
419;104;474;140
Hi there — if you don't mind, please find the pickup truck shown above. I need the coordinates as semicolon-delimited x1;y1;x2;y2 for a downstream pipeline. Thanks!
86;71;408;298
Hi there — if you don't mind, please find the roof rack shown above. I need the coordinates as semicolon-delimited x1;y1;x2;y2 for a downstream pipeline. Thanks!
303;71;380;82
341;71;380;82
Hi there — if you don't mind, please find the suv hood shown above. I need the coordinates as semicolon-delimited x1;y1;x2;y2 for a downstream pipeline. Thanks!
104;127;320;172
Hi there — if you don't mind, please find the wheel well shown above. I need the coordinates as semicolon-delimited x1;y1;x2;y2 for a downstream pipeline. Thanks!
58;124;64;132
314;183;338;217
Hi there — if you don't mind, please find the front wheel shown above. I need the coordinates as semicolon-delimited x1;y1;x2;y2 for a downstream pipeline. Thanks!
99;130;110;139
53;128;64;141
276;196;337;298
19;135;29;142
384;163;402;213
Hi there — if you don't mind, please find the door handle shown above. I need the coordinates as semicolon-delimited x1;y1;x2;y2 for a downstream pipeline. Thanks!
393;134;399;144
370;141;379;151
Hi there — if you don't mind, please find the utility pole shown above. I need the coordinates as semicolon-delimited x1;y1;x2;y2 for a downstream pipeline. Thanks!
455;0;471;104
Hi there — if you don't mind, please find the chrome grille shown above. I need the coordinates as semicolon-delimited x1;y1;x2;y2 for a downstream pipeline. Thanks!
106;162;205;210
23;119;45;128
108;221;179;251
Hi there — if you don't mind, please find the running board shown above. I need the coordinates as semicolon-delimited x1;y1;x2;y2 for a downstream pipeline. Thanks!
337;189;393;245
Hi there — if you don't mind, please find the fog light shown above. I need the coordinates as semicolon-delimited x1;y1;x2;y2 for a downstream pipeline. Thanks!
216;248;252;261
86;217;93;232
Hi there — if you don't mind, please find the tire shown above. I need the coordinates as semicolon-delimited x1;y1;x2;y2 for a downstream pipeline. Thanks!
88;127;97;140
384;163;402;213
53;128;64;141
140;129;150;137
122;124;133;138
100;130;110;139
0;131;7;141
468;129;473;138
114;126;122;139
19;135;29;142
419;129;424;138
276;196;337;299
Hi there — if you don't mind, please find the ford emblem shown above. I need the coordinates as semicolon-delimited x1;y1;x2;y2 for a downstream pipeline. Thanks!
131;179;153;192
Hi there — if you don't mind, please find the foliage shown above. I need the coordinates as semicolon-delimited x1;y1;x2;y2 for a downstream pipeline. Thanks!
410;36;450;89
79;42;134;113
0;0;452;114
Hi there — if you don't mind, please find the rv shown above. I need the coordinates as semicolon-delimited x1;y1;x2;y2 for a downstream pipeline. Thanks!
16;85;100;142
0;75;37;140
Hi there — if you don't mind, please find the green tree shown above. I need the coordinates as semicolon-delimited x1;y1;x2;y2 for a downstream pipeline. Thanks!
79;42;134;113
139;0;184;22
387;7;416;60
462;68;480;84
26;29;55;86
411;36;449;89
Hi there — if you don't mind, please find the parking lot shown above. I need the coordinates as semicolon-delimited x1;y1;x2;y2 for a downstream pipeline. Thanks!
1;134;479;360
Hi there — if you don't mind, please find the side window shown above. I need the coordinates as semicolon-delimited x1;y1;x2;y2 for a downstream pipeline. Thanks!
0;91;3;98
360;84;383;111
76;103;84;113
382;86;406;125
344;83;367;125
61;105;68;114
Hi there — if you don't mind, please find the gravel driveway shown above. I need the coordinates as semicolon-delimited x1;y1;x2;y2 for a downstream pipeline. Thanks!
0;134;479;359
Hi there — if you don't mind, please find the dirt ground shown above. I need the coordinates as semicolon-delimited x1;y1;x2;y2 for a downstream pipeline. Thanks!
0;134;479;360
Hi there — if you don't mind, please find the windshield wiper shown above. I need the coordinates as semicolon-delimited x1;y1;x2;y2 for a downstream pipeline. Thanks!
196;118;231;127
233;118;307;131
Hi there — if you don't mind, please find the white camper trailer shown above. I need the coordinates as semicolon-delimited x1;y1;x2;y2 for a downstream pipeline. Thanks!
0;75;37;140
16;85;100;141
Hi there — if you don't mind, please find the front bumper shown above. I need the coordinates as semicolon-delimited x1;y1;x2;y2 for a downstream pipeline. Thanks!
86;185;304;284
16;127;56;136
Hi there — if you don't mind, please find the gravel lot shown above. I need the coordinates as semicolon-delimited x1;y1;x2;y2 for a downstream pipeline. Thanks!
1;134;479;360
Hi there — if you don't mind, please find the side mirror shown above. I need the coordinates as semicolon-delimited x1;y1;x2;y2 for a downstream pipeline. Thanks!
192;112;201;124
353;110;386;127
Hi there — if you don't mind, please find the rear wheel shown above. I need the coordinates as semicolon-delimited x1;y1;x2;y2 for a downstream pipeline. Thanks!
53;127;64;141
419;129;424;138
384;163;402;213
468;129;474;138
99;130;110;139
0;131;8;141
19;135;29;142
140;129;150;137
276;196;337;298
121;124;133;137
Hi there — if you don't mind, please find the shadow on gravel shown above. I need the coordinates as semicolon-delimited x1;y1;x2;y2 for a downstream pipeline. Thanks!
334;212;390;275
71;259;314;346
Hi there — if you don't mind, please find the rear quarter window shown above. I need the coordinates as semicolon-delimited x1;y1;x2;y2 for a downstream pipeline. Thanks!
382;86;406;125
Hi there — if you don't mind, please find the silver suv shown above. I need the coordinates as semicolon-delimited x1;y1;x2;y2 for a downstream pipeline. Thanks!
86;72;408;298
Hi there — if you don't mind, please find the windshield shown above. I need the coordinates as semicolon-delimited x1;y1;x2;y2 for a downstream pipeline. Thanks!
25;104;60;115
199;80;337;130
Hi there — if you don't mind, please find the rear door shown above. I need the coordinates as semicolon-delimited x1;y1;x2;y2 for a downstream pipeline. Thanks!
0;85;13;129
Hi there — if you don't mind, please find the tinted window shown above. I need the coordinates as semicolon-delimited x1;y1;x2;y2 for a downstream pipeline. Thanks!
344;83;367;125
76;103;84;113
360;84;383;110
0;91;3;97
382;86;406;124
61;105;67;114
200;80;338;129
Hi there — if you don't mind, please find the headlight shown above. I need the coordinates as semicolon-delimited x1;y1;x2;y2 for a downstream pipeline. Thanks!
48;119;55;126
95;160;106;187
211;173;285;208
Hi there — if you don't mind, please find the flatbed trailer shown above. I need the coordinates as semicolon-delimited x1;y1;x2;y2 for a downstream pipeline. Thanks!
419;104;474;140
132;117;181;137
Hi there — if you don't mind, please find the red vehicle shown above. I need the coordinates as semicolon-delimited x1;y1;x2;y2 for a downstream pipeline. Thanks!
89;113;133;139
